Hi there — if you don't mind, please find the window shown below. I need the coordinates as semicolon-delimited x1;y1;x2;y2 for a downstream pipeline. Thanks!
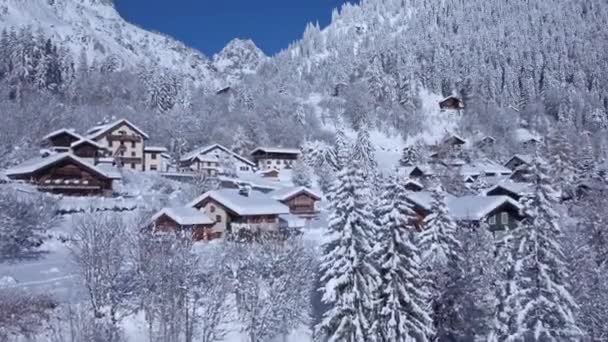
151;153;157;160
210;205;216;213
150;165;157;171
131;141;136;148
216;215;222;223
488;215;496;225
501;212;509;224
266;160;272;165
120;141;125;146
131;151;136;157
108;140;113;147
240;166;248;171
131;163;136;169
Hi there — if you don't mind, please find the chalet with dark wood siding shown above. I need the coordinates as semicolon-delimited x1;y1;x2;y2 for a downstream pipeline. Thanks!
70;139;108;159
439;96;464;111
151;207;216;241
251;147;301;170
447;195;524;233
270;186;322;218
43;129;84;152
4;153;120;196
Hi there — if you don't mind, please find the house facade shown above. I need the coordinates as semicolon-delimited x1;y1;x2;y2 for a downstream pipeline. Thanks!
180;144;255;174
270;186;321;218
251;147;301;170
86;119;149;171
151;207;216;241
439;96;464;111
4;153;120;196
144;146;170;172
179;155;220;177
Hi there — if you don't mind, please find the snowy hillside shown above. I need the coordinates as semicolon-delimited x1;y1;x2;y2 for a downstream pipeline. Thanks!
0;0;219;86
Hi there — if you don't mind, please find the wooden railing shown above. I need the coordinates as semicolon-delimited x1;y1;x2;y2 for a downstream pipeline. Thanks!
107;134;142;143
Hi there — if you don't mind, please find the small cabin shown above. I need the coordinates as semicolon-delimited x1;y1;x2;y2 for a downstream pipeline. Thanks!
404;179;424;192
151;207;217;241
251;147;301;170
42;129;82;149
270;186;322;218
504;155;531;171
447;195;523;232
439;96;464;111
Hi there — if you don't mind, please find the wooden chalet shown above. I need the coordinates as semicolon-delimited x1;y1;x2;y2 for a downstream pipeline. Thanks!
70;139;109;159
151;207;217;241
258;168;280;179
447;195;524;233
188;188;290;237
42;129;83;152
442;134;467;148
439;96;464;111
4;153;120;196
251;147;301;170
270;186;322;218
504;154;532;170
404;179;424;192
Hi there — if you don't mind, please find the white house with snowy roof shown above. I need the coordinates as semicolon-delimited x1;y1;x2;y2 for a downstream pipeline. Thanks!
250;147;301;170
86;118;150;171
180;143;255;174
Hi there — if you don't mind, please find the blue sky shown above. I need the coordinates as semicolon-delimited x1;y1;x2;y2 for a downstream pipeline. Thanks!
114;0;357;57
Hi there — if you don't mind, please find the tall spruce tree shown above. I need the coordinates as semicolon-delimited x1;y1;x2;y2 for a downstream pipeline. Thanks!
417;185;465;341
503;157;581;341
352;124;378;182
374;176;433;342
316;157;380;342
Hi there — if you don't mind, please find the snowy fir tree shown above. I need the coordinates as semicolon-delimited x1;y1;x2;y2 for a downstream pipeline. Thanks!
417;185;465;341
352;125;378;181
502;157;581;341
546;125;576;198
373;176;433;342
399;145;420;167
316;157;380;342
292;158;313;188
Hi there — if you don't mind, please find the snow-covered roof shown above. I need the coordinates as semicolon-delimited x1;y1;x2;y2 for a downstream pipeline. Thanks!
251;147;301;155
484;181;532;196
70;138;107;150
461;159;512;177
86;119;150;140
189;189;290;216
217;176;280;192
4;153;120;180
42;128;82;141
152;207;214;226
397;165;434;177
180;143;255;166
192;155;219;163
447;195;521;221
505;154;532;166
95;163;123;180
514;128;541;143
270;186;322;201
442;134;467;145
406;191;457;212
144;146;168;153
404;179;424;189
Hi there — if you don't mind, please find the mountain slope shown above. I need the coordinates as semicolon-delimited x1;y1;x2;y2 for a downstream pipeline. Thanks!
0;0;220;87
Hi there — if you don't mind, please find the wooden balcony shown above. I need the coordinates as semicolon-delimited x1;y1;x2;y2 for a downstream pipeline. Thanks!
107;134;142;143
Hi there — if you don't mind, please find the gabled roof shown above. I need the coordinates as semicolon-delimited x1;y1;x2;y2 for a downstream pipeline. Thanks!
188;189;290;216
397;165;434;177
447;195;521;221
42;128;83;142
152;207;213;226
270;186;322;202
461;159;512;177
70;138;107;151
505;154;532;167
484;181;532;197
180;144;255;166
86;119;149;140
514;128;541;143
251;147;301;155
406;191;458;212
442;134;467;145
4;153;119;180
404;179;424;190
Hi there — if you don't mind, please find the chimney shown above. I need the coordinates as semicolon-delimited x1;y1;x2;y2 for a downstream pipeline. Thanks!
238;184;252;197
